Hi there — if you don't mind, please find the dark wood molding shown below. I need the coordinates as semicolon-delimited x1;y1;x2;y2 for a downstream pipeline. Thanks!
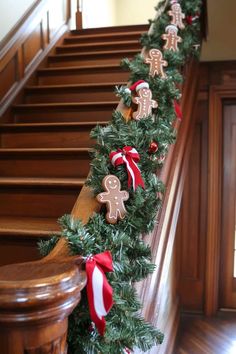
205;85;236;315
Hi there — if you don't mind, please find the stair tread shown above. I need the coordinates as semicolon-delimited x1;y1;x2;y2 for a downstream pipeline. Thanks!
25;82;125;90
49;48;138;58
0;147;91;153
58;39;139;49
0;216;61;236
37;63;122;73
0;121;107;128
66;29;146;41
13;102;118;110
0;177;85;186
70;24;148;36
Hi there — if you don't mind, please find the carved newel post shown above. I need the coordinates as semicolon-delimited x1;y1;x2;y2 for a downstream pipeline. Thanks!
0;257;86;354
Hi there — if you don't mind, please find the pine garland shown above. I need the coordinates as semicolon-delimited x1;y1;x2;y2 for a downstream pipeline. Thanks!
39;0;202;352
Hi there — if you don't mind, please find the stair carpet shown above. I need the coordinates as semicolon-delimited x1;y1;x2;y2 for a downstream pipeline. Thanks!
0;24;147;265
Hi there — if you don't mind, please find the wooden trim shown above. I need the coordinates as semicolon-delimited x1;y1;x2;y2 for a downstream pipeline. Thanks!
205;86;236;315
0;0;71;117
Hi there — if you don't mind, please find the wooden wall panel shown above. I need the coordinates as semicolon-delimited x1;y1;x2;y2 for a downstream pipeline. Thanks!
22;22;43;72
0;55;18;101
0;0;70;118
177;97;208;312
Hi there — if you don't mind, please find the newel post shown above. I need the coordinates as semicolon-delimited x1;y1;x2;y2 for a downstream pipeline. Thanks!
75;0;83;29
0;258;86;354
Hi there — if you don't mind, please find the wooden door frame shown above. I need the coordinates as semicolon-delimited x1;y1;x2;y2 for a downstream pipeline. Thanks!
205;85;236;315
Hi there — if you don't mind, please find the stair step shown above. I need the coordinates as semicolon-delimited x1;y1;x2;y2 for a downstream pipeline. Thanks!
37;64;129;85
70;24;148;36
0;216;60;238
0;121;107;148
0;216;60;266
64;29;146;44
13;102;118;123
0;184;83;218
0;148;90;178
0;177;85;187
24;82;124;103
48;49;138;67
56;40;141;54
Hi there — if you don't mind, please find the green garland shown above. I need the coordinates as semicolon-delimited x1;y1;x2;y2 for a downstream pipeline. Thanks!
39;0;202;352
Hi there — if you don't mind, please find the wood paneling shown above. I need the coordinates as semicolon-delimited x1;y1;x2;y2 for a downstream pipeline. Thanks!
23;22;43;72
0;0;70;117
219;103;236;308
177;62;236;315
0;55;18;101
177;98;208;312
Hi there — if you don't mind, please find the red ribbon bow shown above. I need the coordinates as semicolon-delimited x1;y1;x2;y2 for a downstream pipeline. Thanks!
109;146;145;191
86;251;113;336
174;100;182;120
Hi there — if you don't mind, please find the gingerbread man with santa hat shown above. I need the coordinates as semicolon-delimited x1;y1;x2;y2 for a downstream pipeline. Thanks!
127;80;158;120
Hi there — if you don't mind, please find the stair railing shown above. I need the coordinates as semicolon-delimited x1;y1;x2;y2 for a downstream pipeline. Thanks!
0;1;207;353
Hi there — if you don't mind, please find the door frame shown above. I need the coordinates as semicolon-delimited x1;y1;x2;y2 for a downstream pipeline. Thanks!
205;85;236;315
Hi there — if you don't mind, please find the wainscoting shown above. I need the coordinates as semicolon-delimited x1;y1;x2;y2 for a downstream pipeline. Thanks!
0;0;71;118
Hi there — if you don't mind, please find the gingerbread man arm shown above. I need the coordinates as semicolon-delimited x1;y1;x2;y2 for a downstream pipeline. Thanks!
151;100;158;109
121;191;129;201
145;57;152;64
132;97;141;105
96;192;110;203
161;33;167;41
161;59;168;67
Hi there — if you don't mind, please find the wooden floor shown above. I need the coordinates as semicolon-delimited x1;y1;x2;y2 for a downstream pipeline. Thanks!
175;313;236;354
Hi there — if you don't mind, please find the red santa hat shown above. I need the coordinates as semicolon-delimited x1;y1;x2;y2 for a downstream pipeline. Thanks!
170;0;179;4
125;80;149;94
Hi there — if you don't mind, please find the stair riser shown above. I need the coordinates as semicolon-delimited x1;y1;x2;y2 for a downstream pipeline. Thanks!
24;90;116;103
0;154;90;178
48;55;131;67
0;129;94;148
56;42;141;54
37;69;129;85
0;188;81;218
14;105;116;123
64;33;143;44
0;239;41;266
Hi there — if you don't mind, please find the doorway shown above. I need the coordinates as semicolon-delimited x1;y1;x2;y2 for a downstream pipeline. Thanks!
219;103;236;309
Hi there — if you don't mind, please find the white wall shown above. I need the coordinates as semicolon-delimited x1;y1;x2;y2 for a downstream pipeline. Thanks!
201;0;236;61
115;0;158;26
82;0;158;28
82;0;116;28
0;0;36;41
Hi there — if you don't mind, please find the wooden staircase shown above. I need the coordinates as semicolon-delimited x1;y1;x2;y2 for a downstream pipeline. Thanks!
0;24;147;266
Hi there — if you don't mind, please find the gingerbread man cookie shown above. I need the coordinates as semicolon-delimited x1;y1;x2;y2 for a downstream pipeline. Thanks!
168;3;185;30
96;175;129;224
132;87;158;120
162;25;182;52
145;49;168;79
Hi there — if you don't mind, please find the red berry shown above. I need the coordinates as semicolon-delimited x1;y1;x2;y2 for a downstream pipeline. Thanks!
148;141;158;153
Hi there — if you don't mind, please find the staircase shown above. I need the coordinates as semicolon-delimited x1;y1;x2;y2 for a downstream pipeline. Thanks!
0;24;147;266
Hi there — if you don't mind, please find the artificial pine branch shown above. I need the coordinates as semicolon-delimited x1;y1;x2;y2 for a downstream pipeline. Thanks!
39;0;202;352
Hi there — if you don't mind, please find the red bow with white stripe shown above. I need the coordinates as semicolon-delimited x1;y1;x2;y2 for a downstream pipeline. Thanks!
109;146;145;191
86;251;113;336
